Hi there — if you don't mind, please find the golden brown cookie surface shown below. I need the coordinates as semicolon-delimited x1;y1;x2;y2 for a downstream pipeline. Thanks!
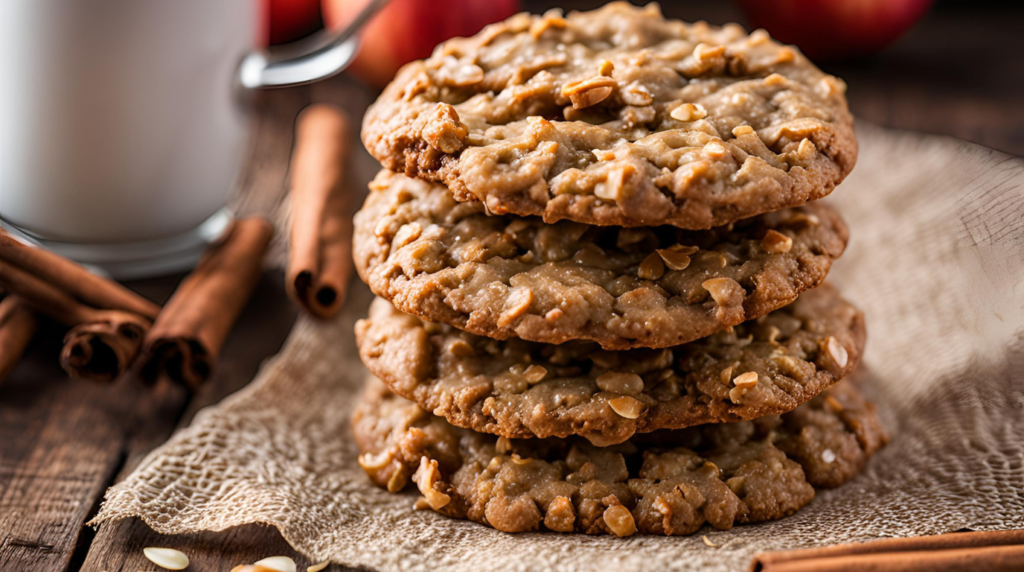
352;375;886;536
361;3;857;229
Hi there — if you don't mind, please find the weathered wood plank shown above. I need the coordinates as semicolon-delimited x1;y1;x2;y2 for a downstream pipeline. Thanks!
0;307;189;572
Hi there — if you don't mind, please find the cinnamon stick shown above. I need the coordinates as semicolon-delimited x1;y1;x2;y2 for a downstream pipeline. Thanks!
286;103;354;319
751;530;1024;572
0;260;149;382
0;294;37;384
140;217;274;389
0;229;160;320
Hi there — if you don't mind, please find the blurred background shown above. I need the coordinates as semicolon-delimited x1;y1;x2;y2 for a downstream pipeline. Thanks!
298;0;1022;155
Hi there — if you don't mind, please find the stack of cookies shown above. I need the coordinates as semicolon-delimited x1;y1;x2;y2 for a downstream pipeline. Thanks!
350;3;886;537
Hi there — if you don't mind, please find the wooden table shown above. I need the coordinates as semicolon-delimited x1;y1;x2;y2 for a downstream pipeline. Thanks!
1;3;1021;571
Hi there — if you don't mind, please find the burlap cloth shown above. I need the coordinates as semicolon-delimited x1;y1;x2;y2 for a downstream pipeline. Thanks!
91;124;1024;572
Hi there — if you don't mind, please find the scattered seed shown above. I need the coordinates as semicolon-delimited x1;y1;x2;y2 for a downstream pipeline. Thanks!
657;249;691;271
637;252;665;280
254;556;297;572
608;396;644;419
143;548;189;571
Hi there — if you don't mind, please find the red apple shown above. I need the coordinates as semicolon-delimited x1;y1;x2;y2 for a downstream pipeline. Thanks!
323;0;520;88
264;0;323;46
736;0;934;60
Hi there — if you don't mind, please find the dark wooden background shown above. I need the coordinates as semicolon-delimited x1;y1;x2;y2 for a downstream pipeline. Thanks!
1;2;1021;571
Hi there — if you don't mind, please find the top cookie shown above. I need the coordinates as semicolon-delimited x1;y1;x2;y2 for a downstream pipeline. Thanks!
361;2;857;229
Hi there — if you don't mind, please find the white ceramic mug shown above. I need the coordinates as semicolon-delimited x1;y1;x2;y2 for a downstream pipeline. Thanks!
0;0;379;278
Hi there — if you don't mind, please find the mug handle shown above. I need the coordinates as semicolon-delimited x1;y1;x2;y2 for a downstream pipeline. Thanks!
237;0;391;89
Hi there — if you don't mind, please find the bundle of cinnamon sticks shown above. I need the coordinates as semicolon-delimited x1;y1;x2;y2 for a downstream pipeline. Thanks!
751;529;1024;571
0;219;272;388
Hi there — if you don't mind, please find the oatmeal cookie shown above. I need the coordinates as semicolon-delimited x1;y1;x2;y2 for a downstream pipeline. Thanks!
361;2;857;229
353;170;847;350
352;375;886;536
357;285;863;445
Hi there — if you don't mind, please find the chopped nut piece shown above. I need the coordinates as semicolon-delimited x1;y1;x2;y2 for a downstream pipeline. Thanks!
524;364;548;383
637;252;665;280
670;103;707;122
726;475;746;494
545;308;564;322
789;212;821;228
702;535;719;548
357;450;393;471
764;72;787;87
608;395;644;419
603;504;637;537
496;436;512;454
594;166;632;201
703;141;728;158
825;336;849;368
732;371;759;389
596;371;644;395
308;562;330;572
702;277;743;307
728;372;759;404
621;82;654;106
732;125;755;137
392;222;422;249
413;457;451;510
447;339;475;357
719;366;735;385
569;85;613;109
386;465;408;492
510;454;532;465
422;103;467;154
657;249;691;271
143;547;189;571
499;288;534;326
728;387;746;403
545;496;576;532
762;229;793;253
598;59;615;76
232;566;278;572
